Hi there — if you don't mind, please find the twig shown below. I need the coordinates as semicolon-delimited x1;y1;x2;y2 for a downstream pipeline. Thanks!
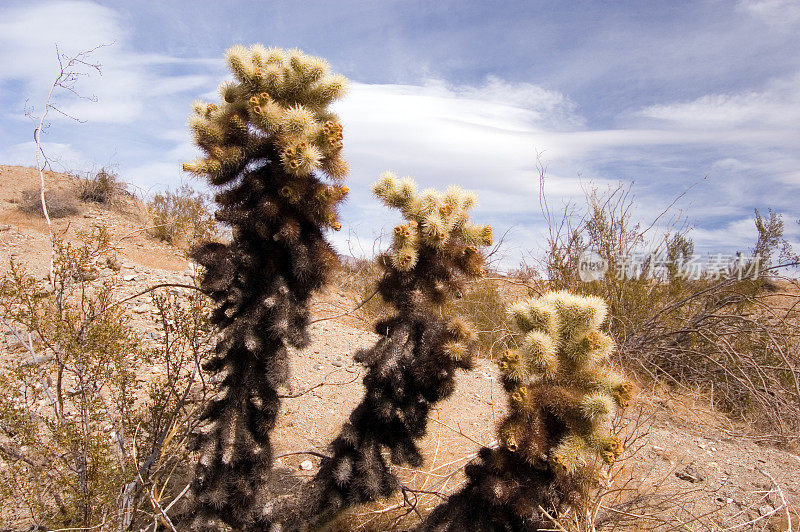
273;450;330;460
278;372;361;399
309;287;379;324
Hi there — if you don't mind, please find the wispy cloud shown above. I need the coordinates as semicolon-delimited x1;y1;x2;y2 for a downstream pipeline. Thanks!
1;0;798;269
737;0;800;27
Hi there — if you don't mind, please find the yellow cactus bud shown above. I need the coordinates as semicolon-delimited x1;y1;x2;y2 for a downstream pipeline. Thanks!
510;386;529;407
499;349;528;382
281;104;316;137
523;330;559;378
508;299;560;338
544;291;608;346
550;434;587;474
611;380;634;408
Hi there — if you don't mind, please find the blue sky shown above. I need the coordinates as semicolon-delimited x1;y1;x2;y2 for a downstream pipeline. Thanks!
1;0;798;269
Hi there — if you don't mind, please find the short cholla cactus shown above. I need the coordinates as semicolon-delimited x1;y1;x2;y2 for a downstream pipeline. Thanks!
268;175;493;530
183;45;348;530
499;291;631;471
419;291;633;531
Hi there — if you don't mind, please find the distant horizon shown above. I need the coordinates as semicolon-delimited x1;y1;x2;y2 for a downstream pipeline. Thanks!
1;0;798;269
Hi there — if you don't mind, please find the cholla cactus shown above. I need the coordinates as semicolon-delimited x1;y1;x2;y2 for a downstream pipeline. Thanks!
267;175;492;529
419;291;633;531
183;45;348;529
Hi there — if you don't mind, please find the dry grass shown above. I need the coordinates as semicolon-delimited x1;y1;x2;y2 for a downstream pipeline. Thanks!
73;167;129;206
18;188;79;219
147;184;218;250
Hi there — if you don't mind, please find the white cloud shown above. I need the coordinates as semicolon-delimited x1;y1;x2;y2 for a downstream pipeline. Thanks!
737;0;800;26
0;141;91;172
636;72;800;132
0;1;219;125
335;79;589;208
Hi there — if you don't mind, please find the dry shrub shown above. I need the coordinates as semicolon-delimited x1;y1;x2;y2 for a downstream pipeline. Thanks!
330;255;392;324
531;169;800;443
74;167;129;205
449;276;510;358
0;228;214;529
18;188;79;218
147;184;218;249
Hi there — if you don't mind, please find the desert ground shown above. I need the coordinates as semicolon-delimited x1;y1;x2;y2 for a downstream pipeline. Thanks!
1;164;798;531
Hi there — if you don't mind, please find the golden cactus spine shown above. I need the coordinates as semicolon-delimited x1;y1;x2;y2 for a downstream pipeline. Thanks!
500;291;632;473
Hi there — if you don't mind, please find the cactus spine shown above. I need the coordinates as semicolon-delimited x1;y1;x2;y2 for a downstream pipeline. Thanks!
419;291;633;531
267;173;492;530
183;45;348;529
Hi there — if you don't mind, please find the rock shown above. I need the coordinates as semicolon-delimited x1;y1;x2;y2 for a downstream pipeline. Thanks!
675;465;705;483
145;330;163;340
106;257;122;271
313;363;323;370
134;304;151;314
123;275;137;282
299;460;313;471
332;360;343;367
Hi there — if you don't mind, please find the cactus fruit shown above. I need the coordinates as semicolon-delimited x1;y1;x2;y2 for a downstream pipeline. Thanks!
183;45;348;530
266;176;492;530
418;291;633;531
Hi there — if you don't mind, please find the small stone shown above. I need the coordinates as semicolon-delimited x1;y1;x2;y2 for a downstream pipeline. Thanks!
675;465;705;483
332;361;343;367
299;460;313;471
123;275;137;282
312;363;323;370
134;304;151;314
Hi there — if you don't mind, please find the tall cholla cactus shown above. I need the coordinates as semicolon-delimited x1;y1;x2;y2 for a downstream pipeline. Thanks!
182;45;349;530
268;174;493;530
419;291;633;531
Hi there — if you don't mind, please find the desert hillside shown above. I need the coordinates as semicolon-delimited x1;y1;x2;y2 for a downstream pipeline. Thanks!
0;164;798;531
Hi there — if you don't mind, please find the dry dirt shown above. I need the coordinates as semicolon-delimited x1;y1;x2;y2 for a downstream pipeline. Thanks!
1;165;798;531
